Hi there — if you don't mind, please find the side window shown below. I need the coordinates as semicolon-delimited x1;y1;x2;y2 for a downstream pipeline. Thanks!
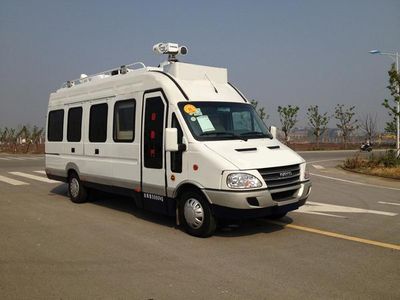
47;109;64;141
67;107;83;142
89;103;108;142
113;99;135;142
171;113;183;173
144;96;165;169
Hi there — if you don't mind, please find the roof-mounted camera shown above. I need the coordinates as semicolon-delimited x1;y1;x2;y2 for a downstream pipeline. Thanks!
153;42;188;62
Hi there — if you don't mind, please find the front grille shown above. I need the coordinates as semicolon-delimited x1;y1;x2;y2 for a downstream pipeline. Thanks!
271;189;297;201
258;164;300;190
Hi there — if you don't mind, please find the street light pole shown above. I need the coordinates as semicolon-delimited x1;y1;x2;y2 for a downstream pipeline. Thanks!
369;50;400;157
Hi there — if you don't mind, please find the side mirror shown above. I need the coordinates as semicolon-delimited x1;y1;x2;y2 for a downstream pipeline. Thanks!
165;128;179;152
270;126;277;139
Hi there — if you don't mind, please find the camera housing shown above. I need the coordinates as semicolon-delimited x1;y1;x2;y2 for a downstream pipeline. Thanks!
153;42;188;61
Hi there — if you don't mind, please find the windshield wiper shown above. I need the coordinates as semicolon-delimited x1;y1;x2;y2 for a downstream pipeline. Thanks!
200;131;248;141
240;131;273;139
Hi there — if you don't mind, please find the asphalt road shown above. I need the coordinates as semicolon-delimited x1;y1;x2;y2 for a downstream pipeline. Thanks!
0;151;399;299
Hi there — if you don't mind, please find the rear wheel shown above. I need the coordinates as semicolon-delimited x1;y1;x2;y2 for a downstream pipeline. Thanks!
179;191;216;237
68;172;87;203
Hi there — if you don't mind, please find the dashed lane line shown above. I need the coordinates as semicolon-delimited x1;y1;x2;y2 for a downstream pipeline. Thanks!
312;164;325;170
267;220;400;251
8;172;58;184
0;157;43;161
378;201;400;207
310;172;400;191
34;170;46;175
306;158;343;164
0;175;28;185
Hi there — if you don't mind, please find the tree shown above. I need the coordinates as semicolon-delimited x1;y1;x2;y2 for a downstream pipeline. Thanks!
334;104;358;149
385;116;396;135
360;113;377;143
7;128;17;152
382;63;400;156
250;99;269;122
31;126;44;152
306;105;330;148
16;125;32;152
277;105;300;143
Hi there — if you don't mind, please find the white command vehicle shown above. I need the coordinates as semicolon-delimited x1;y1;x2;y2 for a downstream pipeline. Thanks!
46;42;311;237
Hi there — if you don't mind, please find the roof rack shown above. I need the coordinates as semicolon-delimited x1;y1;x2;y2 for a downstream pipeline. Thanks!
62;62;147;88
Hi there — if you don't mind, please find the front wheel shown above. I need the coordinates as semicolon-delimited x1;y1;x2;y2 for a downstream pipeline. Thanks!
179;191;216;237
68;172;88;203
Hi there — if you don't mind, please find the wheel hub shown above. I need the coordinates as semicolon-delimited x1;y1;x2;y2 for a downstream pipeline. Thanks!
184;198;204;229
70;178;79;198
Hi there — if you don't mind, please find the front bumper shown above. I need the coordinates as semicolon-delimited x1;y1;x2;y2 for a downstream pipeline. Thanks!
203;180;311;219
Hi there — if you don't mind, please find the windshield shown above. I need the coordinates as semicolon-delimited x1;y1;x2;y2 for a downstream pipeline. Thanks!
178;101;272;141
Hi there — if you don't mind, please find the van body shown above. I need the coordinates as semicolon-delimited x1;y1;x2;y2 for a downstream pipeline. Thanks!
46;55;311;237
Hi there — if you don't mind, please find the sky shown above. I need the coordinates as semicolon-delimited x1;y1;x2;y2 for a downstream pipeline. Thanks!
0;0;399;131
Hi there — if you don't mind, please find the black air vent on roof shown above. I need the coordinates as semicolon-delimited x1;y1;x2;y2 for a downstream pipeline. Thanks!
268;145;280;150
235;148;257;152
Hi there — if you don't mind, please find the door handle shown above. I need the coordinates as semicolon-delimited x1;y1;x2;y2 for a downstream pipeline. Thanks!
71;147;75;153
95;149;99;155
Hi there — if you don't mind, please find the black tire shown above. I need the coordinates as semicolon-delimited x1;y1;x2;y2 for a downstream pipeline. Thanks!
179;191;216;237
68;172;88;203
268;212;287;219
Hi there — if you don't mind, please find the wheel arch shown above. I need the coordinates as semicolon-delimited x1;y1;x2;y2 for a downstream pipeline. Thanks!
66;162;80;179
173;181;212;204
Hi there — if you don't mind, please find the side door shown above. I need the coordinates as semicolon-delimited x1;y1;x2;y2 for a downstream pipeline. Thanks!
141;90;168;210
110;93;140;190
65;104;84;156
82;97;114;184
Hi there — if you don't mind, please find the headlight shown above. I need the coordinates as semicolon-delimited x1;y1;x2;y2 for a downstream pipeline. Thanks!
300;163;310;181
226;173;262;189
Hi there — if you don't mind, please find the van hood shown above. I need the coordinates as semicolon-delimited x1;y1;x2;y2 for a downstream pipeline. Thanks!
204;139;304;170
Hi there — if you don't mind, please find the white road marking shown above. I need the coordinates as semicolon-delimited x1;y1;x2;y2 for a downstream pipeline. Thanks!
378;201;400;207
0;175;29;186
306;158;342;164
310;172;400;191
296;201;397;218
8;172;58;183
34;170;46;175
0;156;43;161
312;164;325;170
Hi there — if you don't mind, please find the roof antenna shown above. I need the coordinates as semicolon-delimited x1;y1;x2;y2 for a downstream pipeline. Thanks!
205;73;218;93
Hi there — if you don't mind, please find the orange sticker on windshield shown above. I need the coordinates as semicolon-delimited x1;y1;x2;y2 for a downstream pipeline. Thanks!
184;104;197;115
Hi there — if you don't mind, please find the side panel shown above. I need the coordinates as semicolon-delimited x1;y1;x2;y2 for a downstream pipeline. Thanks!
81;97;115;184
110;93;141;190
64;104;84;156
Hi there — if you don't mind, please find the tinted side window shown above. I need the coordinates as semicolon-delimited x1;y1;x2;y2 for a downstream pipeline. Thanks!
48;109;64;141
144;97;165;169
67;107;83;142
89;103;108;142
113;99;135;142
